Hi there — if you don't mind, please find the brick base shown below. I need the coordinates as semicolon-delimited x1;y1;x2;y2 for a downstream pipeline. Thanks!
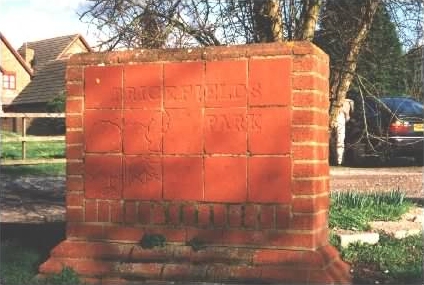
40;240;351;284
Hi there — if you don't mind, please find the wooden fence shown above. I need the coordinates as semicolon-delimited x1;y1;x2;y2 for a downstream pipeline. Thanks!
1;113;66;165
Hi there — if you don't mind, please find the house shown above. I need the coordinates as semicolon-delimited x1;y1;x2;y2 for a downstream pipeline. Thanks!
0;32;33;110
9;34;92;111
1;33;92;134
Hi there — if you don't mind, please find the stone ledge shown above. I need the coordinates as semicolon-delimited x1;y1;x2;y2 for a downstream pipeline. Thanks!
335;206;423;247
39;240;352;284
369;207;423;239
337;232;379;248
369;221;422;240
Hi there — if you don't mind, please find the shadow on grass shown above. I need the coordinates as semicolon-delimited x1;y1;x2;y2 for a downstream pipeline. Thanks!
0;223;67;285
1;222;66;258
0;164;65;177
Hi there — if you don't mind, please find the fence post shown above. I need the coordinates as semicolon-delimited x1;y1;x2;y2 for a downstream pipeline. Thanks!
1;112;66;166
21;117;26;160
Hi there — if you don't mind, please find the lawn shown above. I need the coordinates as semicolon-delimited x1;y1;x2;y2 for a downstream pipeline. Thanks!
340;234;423;284
1;140;64;159
0;223;81;285
0;163;65;176
329;190;422;284
1;131;65;176
329;190;413;231
1;131;65;160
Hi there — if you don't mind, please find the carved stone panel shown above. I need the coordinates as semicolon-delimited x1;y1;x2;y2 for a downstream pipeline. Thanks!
123;156;162;200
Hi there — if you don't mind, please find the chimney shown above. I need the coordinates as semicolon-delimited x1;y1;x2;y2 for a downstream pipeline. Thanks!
22;43;35;67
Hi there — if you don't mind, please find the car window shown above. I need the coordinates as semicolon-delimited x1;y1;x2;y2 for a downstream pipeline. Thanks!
382;98;424;116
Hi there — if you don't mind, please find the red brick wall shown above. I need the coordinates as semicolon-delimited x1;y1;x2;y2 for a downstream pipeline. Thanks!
41;42;351;284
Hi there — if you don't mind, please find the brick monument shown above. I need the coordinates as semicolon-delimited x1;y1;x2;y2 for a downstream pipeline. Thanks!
40;42;351;284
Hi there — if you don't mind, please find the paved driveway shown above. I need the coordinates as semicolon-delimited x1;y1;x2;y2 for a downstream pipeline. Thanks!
330;165;423;198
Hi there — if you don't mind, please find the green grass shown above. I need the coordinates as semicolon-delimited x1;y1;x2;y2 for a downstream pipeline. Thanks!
1;131;20;139
40;267;82;285
334;233;423;284
0;240;42;285
0;163;65;176
0;241;82;285
1;131;65;176
329;190;413;230
329;190;422;284
1;141;64;160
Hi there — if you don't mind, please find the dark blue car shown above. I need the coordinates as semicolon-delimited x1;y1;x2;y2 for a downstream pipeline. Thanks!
345;96;423;165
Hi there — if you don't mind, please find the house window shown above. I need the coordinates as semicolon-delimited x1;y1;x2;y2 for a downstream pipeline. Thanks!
3;73;16;90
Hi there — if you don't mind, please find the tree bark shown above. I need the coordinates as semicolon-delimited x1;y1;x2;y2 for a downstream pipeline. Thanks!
298;0;322;41
329;0;381;128
253;0;284;42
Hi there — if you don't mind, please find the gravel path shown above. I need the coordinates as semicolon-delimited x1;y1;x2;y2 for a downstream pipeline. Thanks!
330;166;423;198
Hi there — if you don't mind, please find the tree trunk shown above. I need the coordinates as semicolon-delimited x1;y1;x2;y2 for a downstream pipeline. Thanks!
329;0;381;128
298;0;322;41
253;0;284;42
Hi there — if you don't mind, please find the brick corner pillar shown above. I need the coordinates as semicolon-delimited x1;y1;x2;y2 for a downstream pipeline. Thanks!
40;42;351;285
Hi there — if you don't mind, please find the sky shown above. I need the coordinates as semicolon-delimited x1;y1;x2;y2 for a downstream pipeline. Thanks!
0;0;97;49
1;0;421;51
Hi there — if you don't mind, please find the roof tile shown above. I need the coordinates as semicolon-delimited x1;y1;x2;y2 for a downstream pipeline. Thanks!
18;34;79;73
12;34;92;106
